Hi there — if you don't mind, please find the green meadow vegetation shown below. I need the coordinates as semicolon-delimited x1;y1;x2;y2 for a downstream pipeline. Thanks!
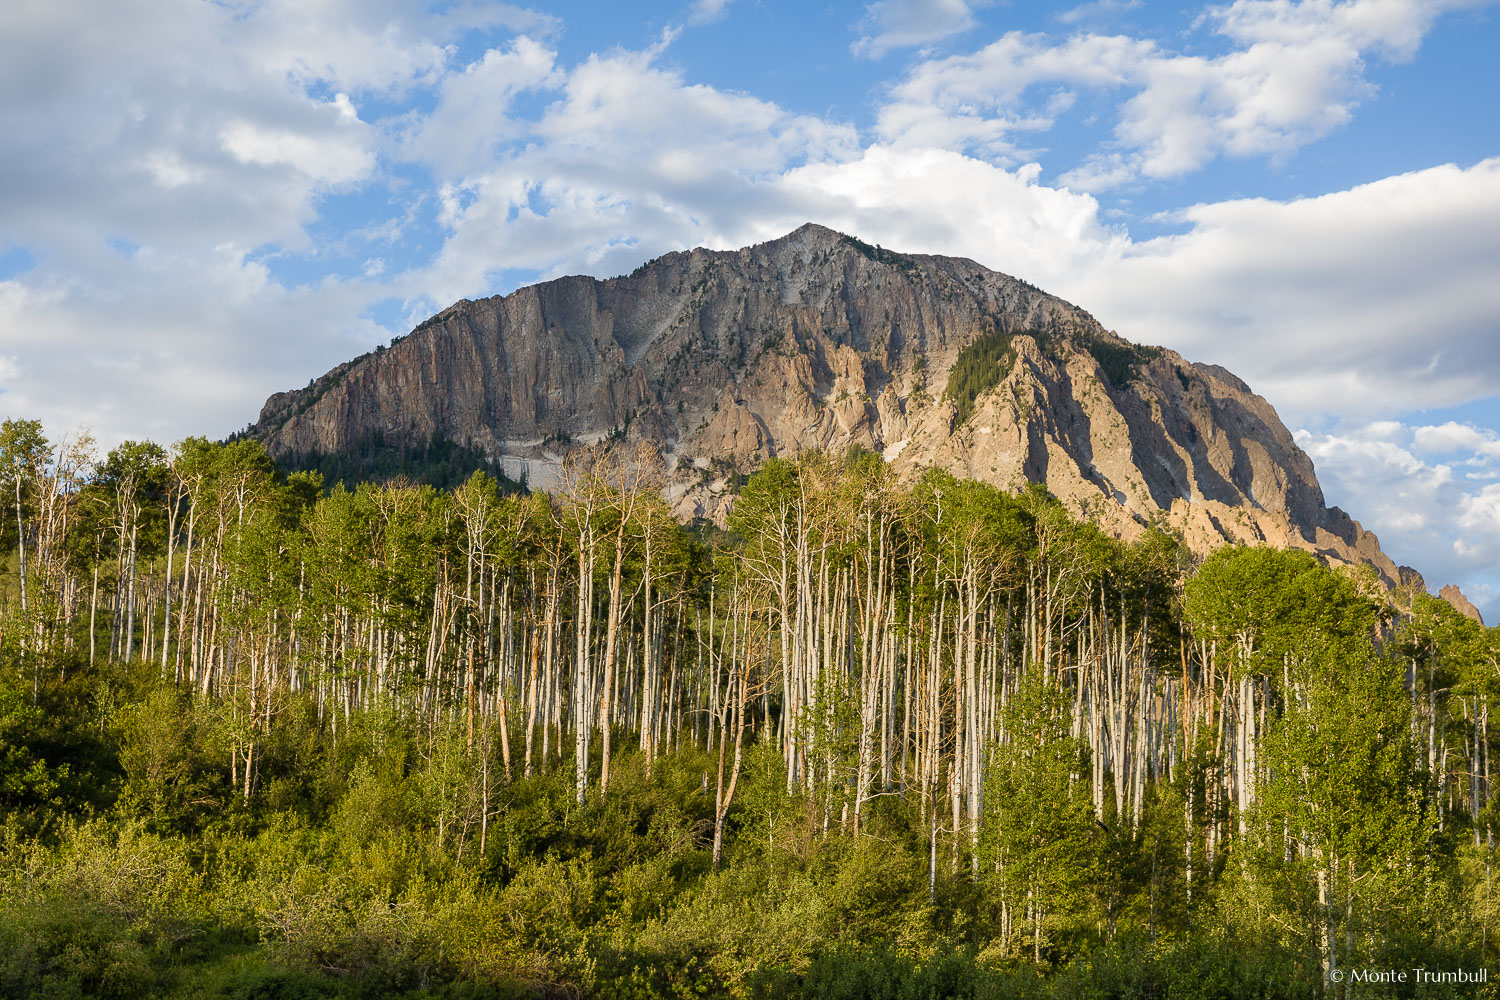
2;416;1499;998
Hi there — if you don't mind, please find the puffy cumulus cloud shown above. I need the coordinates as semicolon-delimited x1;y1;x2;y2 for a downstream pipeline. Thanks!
405;37;563;179
853;0;982;59
1414;422;1500;461
1457;484;1500;538
410;49;861;304
879;0;1477;187
0;0;541;239
219;106;375;186
1114;34;1367;178
1066;159;1500;422
1207;0;1449;59
534;50;855;172
777;148;1128;282
0;0;549;444
879;32;1152;156
1;5;365;258
240;0;557;95
1297;421;1500;623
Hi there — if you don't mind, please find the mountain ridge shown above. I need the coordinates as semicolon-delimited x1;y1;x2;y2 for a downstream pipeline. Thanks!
249;223;1425;592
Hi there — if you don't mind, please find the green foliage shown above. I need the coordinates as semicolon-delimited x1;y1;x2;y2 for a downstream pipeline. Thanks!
751;945;997;1000
0;669;71;812
0;895;157;1000
115;683;219;829
3;640;1496;998
982;677;1101;961
1183;546;1379;678
1231;648;1441;977
3;434;1498;997
0;418;50;552
281;432;526;494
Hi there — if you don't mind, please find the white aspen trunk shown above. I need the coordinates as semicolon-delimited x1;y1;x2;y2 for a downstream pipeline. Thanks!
525;615;541;777
713;662;749;869
574;521;595;806
89;564;99;667
123;521;139;662
161;500;177;671
1318;852;1336;985
599;523;627;797
14;475;28;619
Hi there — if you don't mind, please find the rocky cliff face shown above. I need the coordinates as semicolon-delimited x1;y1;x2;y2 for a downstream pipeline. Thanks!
1440;585;1486;625
250;223;1420;587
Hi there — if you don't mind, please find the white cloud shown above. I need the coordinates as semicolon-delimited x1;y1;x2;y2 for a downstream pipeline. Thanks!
853;0;981;59
219;108;375;185
407;37;562;179
879;0;1478;186
410;48;861;303
879;32;1150;155
1058;0;1143;25
1457;484;1500;539
1207;0;1448;59
0;0;538;443
0;0;447;263
1058;152;1137;192
1064;159;1500;423
1298;421;1500;623
0;252;386;446
687;0;734;26
1413;422;1500;459
242;0;557;95
777;148;1126;281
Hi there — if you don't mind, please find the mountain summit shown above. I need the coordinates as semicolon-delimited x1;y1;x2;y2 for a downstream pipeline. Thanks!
249;223;1418;586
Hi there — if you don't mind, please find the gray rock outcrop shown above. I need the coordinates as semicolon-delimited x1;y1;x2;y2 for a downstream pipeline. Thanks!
249;223;1422;587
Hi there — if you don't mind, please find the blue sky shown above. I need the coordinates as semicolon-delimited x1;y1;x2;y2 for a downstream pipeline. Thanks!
1;0;1498;618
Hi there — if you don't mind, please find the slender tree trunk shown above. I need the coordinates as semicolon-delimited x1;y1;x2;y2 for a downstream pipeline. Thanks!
123;521;139;662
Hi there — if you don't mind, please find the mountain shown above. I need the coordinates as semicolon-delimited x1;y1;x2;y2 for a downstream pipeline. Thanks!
248;223;1420;588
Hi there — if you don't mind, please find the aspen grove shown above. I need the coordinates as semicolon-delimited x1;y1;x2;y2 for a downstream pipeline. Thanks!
2;417;1497;999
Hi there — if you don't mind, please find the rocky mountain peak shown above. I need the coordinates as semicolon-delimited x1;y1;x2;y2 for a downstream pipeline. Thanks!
1440;584;1486;625
248;224;1425;591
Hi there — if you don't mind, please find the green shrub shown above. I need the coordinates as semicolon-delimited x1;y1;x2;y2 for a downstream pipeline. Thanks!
0;896;156;1000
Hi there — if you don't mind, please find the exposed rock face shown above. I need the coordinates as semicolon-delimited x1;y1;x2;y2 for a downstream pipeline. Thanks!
1440;585;1485;625
250;223;1419;586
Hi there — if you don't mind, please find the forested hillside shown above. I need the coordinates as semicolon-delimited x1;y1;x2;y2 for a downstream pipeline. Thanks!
2;416;1498;999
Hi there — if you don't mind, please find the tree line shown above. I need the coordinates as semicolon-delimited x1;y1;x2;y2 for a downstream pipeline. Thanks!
3;415;1499;998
